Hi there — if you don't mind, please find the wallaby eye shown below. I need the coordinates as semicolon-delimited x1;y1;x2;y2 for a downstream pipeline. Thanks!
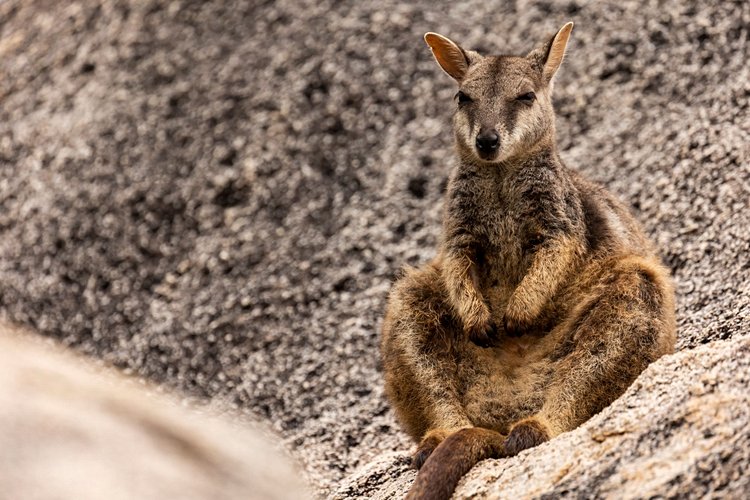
517;91;536;103
456;91;473;104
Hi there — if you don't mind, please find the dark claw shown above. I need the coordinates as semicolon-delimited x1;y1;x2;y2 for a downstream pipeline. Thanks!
412;447;431;470
412;435;442;469
503;315;526;338
469;323;499;347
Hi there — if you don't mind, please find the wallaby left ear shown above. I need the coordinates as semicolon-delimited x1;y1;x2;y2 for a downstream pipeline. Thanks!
528;22;574;82
424;32;471;82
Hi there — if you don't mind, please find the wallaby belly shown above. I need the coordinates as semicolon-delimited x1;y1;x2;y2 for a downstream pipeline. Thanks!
456;338;556;434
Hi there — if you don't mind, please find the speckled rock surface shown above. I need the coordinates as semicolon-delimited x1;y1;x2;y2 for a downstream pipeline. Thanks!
0;0;748;497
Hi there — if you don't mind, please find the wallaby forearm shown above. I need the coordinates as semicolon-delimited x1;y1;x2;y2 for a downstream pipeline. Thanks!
441;249;491;336
505;235;582;331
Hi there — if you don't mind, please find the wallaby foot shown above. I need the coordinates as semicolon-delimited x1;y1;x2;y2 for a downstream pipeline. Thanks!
504;417;551;456
412;428;455;469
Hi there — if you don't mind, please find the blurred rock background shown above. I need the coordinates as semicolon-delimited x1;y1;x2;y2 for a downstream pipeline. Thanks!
0;0;747;497
0;323;308;500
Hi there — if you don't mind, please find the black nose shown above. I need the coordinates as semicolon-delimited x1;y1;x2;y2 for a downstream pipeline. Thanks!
475;130;500;152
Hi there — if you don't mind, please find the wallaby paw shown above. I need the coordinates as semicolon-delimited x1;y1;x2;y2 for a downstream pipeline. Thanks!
503;300;538;337
504;418;550;456
412;429;452;469
468;321;499;347
464;305;495;346
503;313;530;337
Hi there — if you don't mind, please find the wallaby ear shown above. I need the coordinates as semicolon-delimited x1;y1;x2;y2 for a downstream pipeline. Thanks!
424;32;470;82
528;22;574;82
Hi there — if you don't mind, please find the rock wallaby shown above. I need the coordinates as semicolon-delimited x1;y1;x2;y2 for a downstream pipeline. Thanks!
381;22;676;500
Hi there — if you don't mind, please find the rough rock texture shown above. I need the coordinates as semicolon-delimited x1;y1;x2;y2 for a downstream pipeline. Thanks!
0;0;748;497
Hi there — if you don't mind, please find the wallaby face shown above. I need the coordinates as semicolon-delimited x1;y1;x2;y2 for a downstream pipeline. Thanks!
425;23;573;164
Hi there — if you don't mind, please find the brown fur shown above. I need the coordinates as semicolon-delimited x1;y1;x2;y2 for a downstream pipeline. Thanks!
382;23;676;499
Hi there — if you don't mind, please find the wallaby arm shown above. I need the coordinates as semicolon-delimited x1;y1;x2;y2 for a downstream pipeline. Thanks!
440;176;495;341
440;238;492;341
504;234;582;333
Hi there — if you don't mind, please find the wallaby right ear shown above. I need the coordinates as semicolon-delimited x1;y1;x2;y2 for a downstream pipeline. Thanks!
424;33;470;82
527;22;574;83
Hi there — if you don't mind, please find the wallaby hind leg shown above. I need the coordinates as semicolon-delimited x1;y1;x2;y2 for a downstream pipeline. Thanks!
381;261;473;467
504;256;676;454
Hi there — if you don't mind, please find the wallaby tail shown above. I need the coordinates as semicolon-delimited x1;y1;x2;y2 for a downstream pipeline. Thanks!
406;427;505;500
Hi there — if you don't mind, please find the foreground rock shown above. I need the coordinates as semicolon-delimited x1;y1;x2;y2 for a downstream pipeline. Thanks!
0;0;748;496
333;335;750;498
0;323;307;500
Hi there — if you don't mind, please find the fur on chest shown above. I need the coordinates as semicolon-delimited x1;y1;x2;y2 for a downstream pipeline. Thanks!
444;170;556;271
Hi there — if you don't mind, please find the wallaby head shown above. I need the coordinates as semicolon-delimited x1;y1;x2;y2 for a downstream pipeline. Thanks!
424;22;573;164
